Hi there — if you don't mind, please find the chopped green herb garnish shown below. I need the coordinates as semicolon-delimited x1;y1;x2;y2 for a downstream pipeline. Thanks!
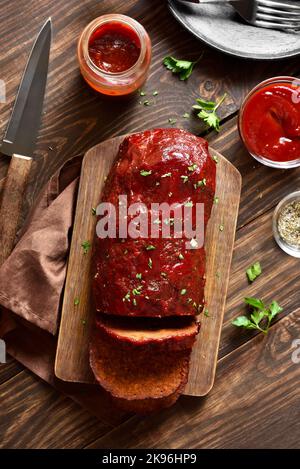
161;172;172;178
132;298;137;306
204;309;210;317
212;155;219;163
153;218;161;225
163;55;201;81
181;289;187;295
183;112;190;119
246;262;262;283
148;258;153;269
194;178;206;189
185;201;193;208
136;273;142;280
143;100;151;106
81;241;91;254
193;93;227;132
232;297;283;335
188;163;198;172
74;298;80;306
139;90;146;96
132;288;142;296
181;175;189;183
153;90;159;96
214;196;219;204
123;292;131;302
146;244;156;251
178;253;184;260
91;207;96;216
168;118;177;125
187;298;193;304
219;224;224;232
140;169;152;176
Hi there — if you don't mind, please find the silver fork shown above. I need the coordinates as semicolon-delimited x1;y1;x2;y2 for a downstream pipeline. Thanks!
175;0;300;31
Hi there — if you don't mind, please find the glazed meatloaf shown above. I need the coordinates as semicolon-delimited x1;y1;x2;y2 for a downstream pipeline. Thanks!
90;129;216;413
93;128;216;318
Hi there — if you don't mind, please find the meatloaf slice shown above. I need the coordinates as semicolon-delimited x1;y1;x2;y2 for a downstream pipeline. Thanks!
96;315;199;351
93;128;216;318
90;327;191;412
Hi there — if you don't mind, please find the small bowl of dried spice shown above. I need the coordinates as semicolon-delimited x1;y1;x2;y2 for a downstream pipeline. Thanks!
273;191;300;258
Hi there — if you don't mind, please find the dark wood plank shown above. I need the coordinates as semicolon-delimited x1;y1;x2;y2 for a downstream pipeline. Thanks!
87;309;300;449
0;355;23;386
0;369;112;448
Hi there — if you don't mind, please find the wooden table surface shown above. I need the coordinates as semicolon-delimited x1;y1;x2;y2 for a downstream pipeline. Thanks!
1;0;300;449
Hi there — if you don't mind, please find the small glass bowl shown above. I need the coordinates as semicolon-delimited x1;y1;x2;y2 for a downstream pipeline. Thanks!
273;191;300;258
77;14;152;96
239;76;300;169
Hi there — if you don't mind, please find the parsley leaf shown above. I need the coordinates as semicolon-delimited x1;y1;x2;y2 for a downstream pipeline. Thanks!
232;297;283;334
163;55;201;81
193;94;227;132
246;262;262;282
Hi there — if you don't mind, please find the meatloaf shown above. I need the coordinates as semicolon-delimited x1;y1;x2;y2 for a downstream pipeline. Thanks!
93;128;216;318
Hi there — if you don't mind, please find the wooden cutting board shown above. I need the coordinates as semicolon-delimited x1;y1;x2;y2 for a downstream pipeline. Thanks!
55;134;242;397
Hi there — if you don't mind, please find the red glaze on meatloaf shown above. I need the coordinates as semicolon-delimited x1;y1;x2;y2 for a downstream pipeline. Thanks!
93;129;216;317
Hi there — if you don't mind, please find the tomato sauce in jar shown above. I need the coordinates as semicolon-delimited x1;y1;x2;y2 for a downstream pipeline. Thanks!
78;15;151;96
239;77;300;168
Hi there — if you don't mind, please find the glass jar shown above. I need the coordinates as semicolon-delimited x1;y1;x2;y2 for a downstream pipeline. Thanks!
273;191;300;258
77;14;152;96
239;76;300;169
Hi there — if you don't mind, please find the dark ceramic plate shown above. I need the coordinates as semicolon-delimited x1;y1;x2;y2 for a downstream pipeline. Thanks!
168;0;300;60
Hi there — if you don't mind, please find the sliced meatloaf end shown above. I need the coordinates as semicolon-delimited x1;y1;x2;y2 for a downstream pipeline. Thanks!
96;315;199;351
90;327;191;411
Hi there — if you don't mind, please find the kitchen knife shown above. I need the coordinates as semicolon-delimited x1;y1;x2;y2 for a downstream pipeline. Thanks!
0;18;52;265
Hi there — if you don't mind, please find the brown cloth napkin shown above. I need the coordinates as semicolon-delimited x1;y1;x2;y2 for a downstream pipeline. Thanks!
0;156;127;426
0;156;82;335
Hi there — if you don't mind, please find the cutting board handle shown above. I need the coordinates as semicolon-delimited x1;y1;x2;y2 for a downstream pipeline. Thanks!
0;154;33;265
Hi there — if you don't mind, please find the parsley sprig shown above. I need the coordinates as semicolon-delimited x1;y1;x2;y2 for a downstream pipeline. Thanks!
246;262;262;283
193;94;226;132
232;297;283;335
163;56;200;81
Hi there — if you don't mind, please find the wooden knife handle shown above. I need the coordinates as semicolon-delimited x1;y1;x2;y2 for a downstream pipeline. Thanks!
0;154;33;265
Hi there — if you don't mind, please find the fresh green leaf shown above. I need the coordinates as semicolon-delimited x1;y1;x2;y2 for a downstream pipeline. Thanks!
194;94;227;132
163;55;201;81
233;297;283;335
188;163;198;172
268;301;283;321
244;297;265;310
232;316;252;328
246;261;262;282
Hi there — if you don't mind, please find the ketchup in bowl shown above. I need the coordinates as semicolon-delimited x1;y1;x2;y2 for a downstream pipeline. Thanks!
78;15;151;96
239;77;300;168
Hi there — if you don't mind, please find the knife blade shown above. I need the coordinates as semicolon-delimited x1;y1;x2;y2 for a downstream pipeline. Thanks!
1;18;52;157
0;18;52;265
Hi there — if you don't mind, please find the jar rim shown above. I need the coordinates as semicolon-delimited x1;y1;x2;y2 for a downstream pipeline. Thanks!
79;14;147;78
